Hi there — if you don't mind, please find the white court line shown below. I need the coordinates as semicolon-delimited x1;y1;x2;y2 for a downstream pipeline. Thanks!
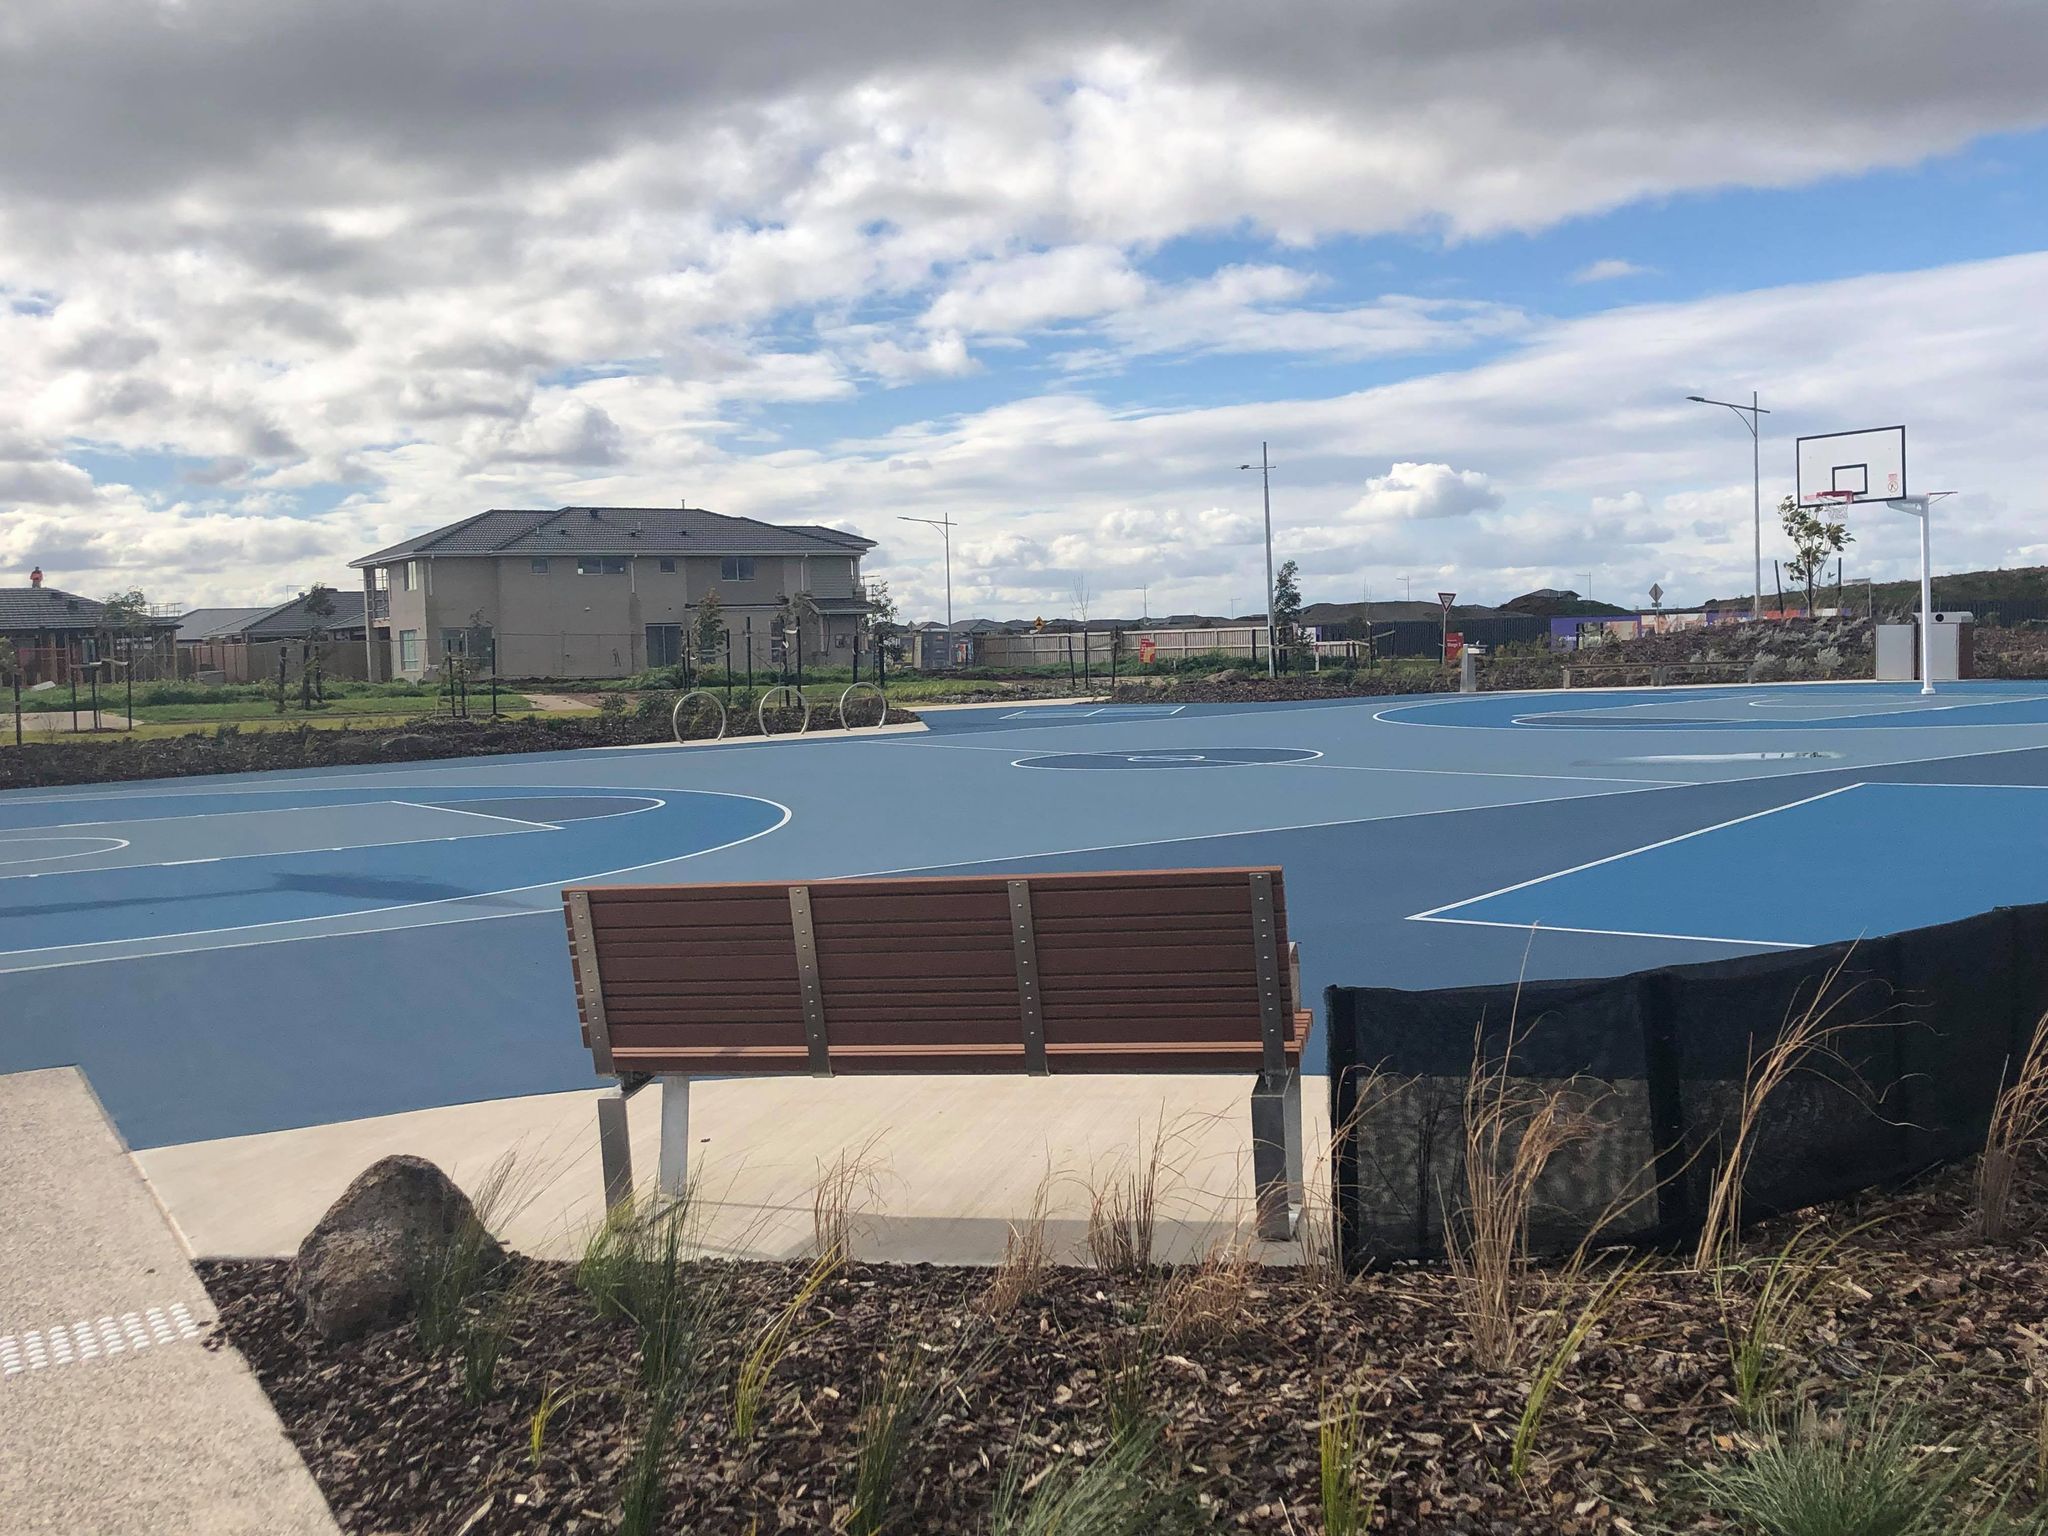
1010;748;1324;771
1276;760;1686;787
1836;780;2048;792
1407;783;1865;924
0;798;665;884
1371;685;2048;732
2;799;438;831
386;799;562;831
0;835;131;873
1408;915;1807;949
0;793;785;974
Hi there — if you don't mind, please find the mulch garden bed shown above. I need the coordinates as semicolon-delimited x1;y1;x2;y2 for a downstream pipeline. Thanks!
201;1162;2048;1535
0;703;918;789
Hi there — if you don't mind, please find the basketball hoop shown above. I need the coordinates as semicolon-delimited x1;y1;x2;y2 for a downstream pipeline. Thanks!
1810;490;1858;511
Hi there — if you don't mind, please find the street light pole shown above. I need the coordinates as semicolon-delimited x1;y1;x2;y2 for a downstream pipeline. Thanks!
1686;391;1770;623
1240;444;1277;677
897;514;956;635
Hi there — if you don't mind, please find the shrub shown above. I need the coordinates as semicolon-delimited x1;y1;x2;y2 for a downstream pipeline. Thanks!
1979;1012;2048;1242
1085;1123;1177;1277
731;1250;840;1441
1444;1012;1603;1371
989;1416;1203;1535
1318;1391;1382;1536
1691;1401;2017;1536
412;1157;515;1355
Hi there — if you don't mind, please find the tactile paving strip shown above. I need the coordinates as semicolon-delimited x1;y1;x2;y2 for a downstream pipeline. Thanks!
0;1302;206;1381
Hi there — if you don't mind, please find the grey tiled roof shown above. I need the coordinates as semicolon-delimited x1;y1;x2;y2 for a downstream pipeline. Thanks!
0;587;114;632
176;606;271;641
243;589;370;639
352;507;875;567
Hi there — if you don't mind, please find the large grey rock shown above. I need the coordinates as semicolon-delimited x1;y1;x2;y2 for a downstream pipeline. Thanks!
292;1155;505;1342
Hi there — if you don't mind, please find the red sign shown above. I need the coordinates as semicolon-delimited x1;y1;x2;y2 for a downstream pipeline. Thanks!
1137;637;1157;664
1443;632;1465;663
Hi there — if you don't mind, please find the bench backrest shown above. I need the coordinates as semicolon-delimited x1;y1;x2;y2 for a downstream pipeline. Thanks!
563;867;1303;1078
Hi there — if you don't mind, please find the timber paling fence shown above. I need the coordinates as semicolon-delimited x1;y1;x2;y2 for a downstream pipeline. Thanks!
1326;900;2048;1267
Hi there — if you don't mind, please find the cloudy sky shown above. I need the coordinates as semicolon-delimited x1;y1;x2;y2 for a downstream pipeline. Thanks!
3;1;2046;620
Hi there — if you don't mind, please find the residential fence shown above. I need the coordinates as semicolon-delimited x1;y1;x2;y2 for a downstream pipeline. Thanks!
181;640;374;685
1326;900;2048;1267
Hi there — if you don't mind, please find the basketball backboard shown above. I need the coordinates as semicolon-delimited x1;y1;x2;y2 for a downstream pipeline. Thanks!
1796;426;1906;507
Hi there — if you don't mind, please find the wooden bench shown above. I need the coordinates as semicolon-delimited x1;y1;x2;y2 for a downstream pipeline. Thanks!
562;866;1309;1239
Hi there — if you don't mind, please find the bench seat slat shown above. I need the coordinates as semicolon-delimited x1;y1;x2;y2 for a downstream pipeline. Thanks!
602;1019;1307;1077
606;1015;1293;1049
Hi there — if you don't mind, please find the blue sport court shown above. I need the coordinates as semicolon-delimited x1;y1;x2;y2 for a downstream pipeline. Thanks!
2;679;2046;1151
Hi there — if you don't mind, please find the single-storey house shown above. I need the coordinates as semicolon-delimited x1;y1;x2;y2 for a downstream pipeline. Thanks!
0;573;179;684
348;506;876;680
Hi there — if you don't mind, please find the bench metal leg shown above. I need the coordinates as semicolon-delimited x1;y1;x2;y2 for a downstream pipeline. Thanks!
1250;1067;1303;1241
658;1075;691;1200
597;1083;633;1211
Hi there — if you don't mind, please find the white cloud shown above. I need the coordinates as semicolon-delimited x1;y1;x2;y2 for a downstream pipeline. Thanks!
1573;258;1654;283
923;246;1145;335
1347;462;1504;521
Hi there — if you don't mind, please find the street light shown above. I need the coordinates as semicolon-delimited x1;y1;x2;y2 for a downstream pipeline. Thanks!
1239;444;1277;677
1686;392;1770;623
896;514;956;635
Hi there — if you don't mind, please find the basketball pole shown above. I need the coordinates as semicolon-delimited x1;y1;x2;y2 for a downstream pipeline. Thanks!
1887;495;1936;696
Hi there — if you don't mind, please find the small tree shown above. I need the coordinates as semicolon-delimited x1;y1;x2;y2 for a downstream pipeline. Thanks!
97;588;153;680
299;584;337;708
692;589;725;669
1271;559;1305;668
1779;495;1854;618
864;581;901;664
777;591;824;674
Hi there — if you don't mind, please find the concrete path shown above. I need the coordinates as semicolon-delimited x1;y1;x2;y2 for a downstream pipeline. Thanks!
0;1068;337;1536
13;710;135;732
140;1073;1334;1266
513;691;596;712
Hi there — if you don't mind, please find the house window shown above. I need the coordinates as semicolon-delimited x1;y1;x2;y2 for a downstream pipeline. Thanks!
373;567;390;592
645;624;682;667
398;630;421;670
530;558;549;574
577;557;627;575
398;561;419;592
658;558;676;573
720;557;755;582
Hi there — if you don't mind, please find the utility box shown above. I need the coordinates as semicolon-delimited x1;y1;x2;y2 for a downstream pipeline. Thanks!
1875;614;1975;682
1875;625;1916;681
1926;611;1975;682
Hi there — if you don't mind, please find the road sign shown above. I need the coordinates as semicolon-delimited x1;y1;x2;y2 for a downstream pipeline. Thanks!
1437;591;1456;609
1444;631;1465;663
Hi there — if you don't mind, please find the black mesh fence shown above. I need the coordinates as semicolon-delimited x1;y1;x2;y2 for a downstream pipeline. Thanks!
1327;902;2048;1266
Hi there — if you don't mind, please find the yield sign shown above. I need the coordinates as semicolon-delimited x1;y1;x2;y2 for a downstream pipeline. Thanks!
1436;591;1456;609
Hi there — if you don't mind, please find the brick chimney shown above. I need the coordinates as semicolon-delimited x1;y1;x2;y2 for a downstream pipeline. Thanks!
29;566;42;588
